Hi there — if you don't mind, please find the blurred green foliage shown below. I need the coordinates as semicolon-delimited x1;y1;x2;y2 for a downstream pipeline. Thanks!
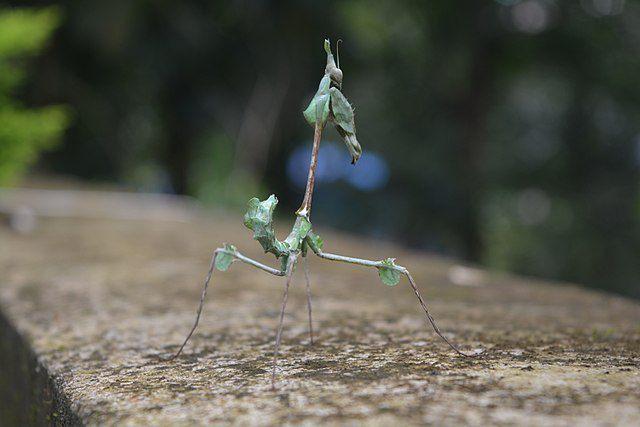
11;1;640;297
0;6;69;185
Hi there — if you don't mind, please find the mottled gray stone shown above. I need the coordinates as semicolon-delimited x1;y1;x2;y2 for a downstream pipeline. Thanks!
0;210;639;425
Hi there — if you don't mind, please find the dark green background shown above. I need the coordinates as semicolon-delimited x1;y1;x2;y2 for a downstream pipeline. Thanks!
14;0;640;297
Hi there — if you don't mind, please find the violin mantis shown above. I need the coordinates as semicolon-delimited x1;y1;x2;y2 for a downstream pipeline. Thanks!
172;39;480;389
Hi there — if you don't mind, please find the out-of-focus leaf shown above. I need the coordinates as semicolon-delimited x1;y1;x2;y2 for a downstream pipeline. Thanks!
0;65;25;95
0;7;61;57
215;244;237;271
377;258;401;286
0;106;70;184
243;195;288;257
0;6;68;186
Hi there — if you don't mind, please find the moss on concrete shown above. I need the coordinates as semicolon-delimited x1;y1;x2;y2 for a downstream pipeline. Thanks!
0;214;638;425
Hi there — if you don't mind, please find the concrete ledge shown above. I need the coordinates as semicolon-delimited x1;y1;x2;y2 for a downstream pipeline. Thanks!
0;311;81;426
1;195;639;425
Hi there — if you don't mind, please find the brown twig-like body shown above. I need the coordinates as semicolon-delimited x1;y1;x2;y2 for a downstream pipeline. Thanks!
296;122;324;218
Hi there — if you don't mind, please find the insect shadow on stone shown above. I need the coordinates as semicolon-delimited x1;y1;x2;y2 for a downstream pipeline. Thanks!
171;39;483;389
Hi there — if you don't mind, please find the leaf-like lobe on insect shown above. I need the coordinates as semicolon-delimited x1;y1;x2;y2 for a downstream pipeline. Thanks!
303;74;331;127
243;195;289;258
329;88;355;134
378;258;401;286
284;216;312;252
335;125;362;165
305;231;324;254
215;243;237;271
330;87;361;164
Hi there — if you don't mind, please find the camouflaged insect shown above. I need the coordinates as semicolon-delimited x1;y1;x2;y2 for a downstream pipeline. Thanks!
172;39;480;390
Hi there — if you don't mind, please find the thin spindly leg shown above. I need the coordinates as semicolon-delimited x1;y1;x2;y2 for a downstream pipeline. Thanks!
172;247;285;360
402;270;476;357
313;249;479;357
271;255;297;389
303;256;314;345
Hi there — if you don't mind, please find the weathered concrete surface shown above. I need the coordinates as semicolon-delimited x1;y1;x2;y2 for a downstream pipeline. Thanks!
1;211;639;425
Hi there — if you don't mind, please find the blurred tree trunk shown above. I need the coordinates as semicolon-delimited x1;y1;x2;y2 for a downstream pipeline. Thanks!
163;78;192;195
229;60;289;189
455;9;499;261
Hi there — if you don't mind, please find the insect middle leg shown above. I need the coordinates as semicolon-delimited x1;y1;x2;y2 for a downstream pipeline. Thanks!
303;256;314;345
271;254;297;389
312;248;479;357
172;246;286;360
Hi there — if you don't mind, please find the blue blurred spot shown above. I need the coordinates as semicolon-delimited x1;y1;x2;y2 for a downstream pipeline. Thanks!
344;151;390;191
286;141;348;188
286;144;311;189
316;144;348;183
286;141;389;192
